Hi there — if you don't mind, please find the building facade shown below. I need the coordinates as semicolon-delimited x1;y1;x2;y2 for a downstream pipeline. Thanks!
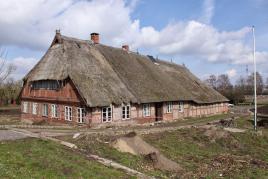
20;31;229;126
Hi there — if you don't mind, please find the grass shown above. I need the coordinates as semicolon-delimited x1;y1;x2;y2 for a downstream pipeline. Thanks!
143;127;268;178
0;138;132;179
61;114;268;178
60;134;171;178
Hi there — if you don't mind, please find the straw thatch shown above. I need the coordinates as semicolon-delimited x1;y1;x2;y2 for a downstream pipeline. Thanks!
24;33;228;107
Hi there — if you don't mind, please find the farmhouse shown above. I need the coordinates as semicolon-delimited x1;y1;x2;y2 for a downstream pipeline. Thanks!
20;31;229;126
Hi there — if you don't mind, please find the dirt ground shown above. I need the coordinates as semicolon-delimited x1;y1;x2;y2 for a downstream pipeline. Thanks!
0;106;21;125
0;130;28;141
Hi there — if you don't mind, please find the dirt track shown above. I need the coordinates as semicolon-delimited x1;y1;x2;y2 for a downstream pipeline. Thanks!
0;130;28;141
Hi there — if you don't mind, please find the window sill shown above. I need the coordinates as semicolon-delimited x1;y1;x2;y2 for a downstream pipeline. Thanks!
102;120;112;123
122;118;130;120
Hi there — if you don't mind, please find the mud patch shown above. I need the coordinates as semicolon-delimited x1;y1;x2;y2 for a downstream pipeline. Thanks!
111;132;182;172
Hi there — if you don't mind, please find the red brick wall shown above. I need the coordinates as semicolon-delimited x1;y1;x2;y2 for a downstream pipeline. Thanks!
20;77;229;126
20;79;83;104
21;101;91;125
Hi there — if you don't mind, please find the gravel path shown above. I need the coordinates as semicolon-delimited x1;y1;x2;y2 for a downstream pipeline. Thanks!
0;130;28;141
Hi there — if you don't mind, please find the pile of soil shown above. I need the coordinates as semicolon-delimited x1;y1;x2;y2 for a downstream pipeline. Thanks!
203;126;230;142
111;132;182;172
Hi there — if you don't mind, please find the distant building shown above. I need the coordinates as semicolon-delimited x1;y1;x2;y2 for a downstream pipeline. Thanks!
19;31;228;126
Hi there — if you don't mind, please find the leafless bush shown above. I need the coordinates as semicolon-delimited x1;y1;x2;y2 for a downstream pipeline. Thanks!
0;47;16;85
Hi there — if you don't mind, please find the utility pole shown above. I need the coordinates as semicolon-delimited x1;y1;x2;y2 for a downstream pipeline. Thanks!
252;26;257;131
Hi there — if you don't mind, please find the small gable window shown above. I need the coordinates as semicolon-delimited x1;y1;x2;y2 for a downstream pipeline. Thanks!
166;102;173;113
77;108;86;123
102;106;112;122
143;104;150;117
23;102;28;113
32;80;60;90
65;106;72;121
32;103;38;115
51;104;58;118
42;104;48;116
122;104;130;120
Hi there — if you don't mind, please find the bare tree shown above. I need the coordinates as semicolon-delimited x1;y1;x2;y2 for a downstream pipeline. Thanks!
216;74;233;92
205;75;217;89
235;76;246;93
0;47;16;84
246;72;264;95
215;74;234;102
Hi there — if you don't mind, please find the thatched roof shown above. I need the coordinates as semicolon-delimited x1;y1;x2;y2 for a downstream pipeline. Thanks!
24;33;228;107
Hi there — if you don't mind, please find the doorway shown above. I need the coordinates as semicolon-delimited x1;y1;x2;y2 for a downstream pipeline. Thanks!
155;102;163;121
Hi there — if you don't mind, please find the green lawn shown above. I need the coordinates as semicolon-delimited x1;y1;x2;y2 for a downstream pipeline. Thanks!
0;138;132;179
62;115;268;178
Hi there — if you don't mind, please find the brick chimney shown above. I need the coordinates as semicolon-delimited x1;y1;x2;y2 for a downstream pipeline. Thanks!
122;45;129;51
55;29;62;43
91;33;99;44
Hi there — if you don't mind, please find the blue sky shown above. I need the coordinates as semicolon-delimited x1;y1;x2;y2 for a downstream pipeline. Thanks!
0;0;267;83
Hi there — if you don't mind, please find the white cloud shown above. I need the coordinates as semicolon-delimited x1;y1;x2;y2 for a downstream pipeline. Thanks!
200;0;215;24
226;69;237;78
7;57;38;80
0;0;267;70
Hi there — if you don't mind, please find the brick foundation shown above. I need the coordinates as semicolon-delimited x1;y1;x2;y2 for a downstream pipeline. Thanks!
20;100;229;126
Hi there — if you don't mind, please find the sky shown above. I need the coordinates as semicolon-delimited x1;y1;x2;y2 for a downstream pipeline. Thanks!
0;0;267;83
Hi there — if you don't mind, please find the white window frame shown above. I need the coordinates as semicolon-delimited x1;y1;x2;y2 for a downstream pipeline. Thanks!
42;104;48;116
102;106;112;122
32;103;38;115
179;102;184;112
51;104;58;118
166;102;173;113
65;106;72;121
77;107;85;123
23;102;28;113
122;104;130;120
143;104;150;117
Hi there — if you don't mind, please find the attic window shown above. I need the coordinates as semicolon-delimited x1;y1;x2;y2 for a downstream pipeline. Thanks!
32;80;60;90
75;42;81;48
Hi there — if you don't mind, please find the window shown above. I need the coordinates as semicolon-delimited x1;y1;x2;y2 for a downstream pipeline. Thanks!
179;102;184;112
166;102;173;113
23;102;28;113
51;104;58;118
32;80;60;90
102;106;112;122
122;105;130;120
77;108;85;123
42;104;48;116
32;103;38;115
65;106;72;121
143;104;150;117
